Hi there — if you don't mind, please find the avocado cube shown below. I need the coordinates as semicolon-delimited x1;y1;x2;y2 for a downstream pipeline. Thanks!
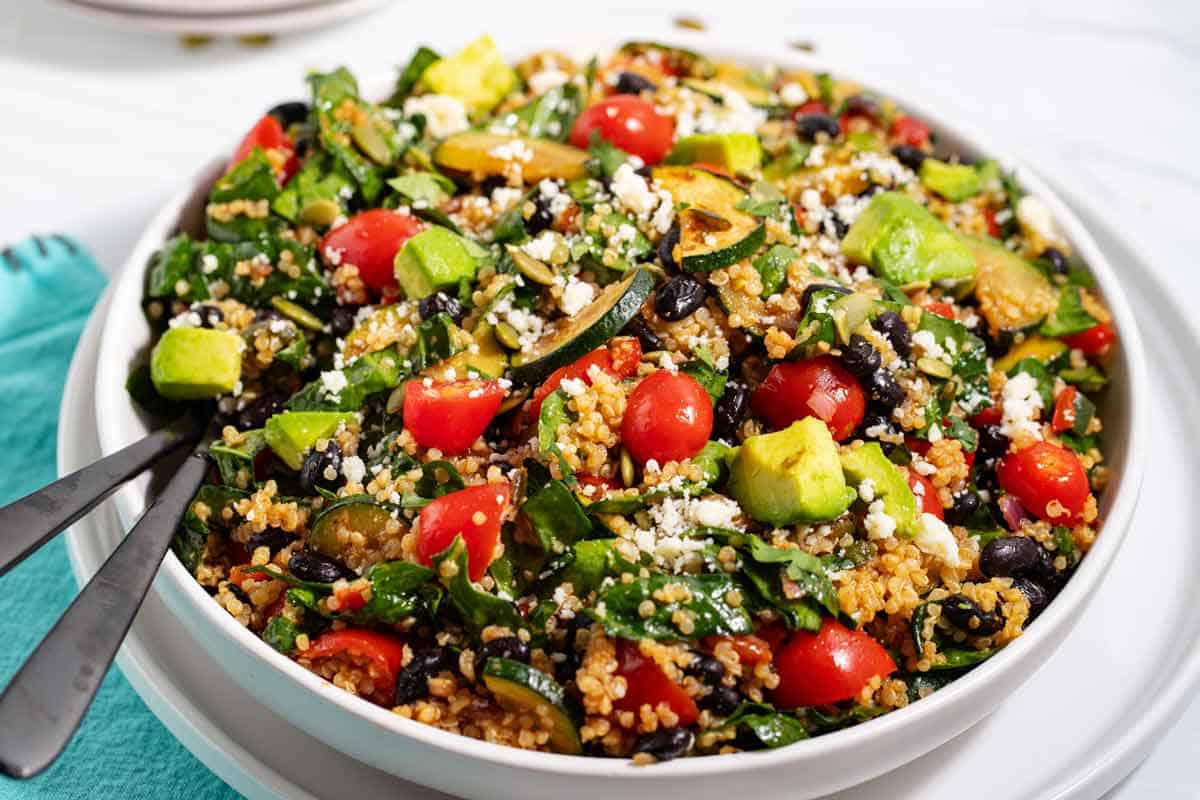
839;441;919;537
149;327;243;400
841;191;976;284
263;411;358;470
666;133;763;173
919;159;982;202
728;417;855;526
421;35;517;114
394;226;479;299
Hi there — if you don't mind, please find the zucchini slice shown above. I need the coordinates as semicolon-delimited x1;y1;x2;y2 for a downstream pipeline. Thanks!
482;657;582;754
964;236;1057;332
434;132;588;183
309;496;393;559
509;268;653;385
652;166;765;272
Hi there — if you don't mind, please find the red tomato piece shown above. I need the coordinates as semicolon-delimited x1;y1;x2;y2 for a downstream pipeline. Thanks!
229;564;270;589
333;584;368;613
416;483;511;581
752;356;866;441
614;639;699;726
305;629;407;704
890;114;931;149
528;339;642;419
320;209;424;293
1051;386;1079;434
983;208;1001;238
772;618;897;709
972;406;1002;427
997;441;1089;525
924;302;955;320
621;370;713;465
569;96;675;165
793;100;829;116
403;379;506;455
906;469;943;520
577;474;622;494
1063;321;1116;358
229;114;297;182
704;634;773;665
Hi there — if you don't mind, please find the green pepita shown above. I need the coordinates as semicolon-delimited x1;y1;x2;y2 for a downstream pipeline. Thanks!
917;357;954;379
620;448;635;487
353;116;393;165
506;245;557;286
270;297;324;332
297;198;342;227
494;321;522;351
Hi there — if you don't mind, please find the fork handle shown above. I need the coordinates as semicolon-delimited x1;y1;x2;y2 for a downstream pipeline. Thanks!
0;413;203;578
0;447;209;778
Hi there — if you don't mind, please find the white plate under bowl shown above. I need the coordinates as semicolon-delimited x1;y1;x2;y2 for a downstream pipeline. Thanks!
52;0;390;35
88;35;1148;800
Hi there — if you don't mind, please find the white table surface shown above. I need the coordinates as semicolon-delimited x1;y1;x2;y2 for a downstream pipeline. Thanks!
2;1;1197;797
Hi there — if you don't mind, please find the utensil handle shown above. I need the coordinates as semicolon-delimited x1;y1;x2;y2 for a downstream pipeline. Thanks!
0;414;202;577
0;449;208;779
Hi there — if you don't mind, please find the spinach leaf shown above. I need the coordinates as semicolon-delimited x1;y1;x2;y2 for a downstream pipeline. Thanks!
546;539;633;596
413;459;466;498
1059;431;1098;454
745;535;840;617
537;388;575;482
146;235;199;299
1058;365;1108;392
509;83;582;141
387;46;440;106
820;540;876;572
206;150;281;242
1068;389;1096;436
680;359;727;405
173;485;247;574
433;537;524;633
209;429;267;487
309;67;394;201
388;171;455;207
272;154;355;226
594;572;753;641
262;616;300;653
735;181;786;218
917;311;990;415
521;479;593;553
763;139;812;181
351;560;437;623
942;416;978;453
287;346;404;411
795;704;886;734
1040;286;1098;337
1006;357;1055;409
753;245;794;298
722;702;808;749
1053;525;1078;568
691;440;733;485
586;132;632;179
911;600;995;670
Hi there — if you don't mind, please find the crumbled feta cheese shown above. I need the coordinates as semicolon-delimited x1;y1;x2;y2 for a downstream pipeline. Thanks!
341;455;366;485
864;499;897;539
689;496;742;529
650;189;675;234
488;139;533;163
779;82;808;106
915;512;961;566
911;330;946;360
858;478;876;503
560;277;595;316
522;231;558;262
610;163;657;216
528;68;569;95
1000;372;1045;441
1017;195;1065;246
200;253;219;275
320;370;348;398
559;377;587;397
402;94;470;140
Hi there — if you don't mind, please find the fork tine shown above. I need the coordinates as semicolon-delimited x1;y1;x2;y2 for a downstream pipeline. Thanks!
1;248;20;272
31;236;48;258
49;234;78;255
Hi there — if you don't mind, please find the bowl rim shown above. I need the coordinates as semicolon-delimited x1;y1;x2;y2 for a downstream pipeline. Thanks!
94;34;1149;781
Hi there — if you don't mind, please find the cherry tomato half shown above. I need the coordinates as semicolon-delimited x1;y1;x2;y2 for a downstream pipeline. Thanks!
229;114;298;183
416;483;511;581
924;302;955;320
528;338;642;420
793;100;829;117
1063;321;1116;358
305;629;406;705
1051;386;1079;434
704;634;773;665
614;639;699;726
906;469;943;520
772;618;896;709
890;114;931;149
983;208;1001;238
621;369;713;465
752;356;866;441
320;209;424;294
403;379;506;455
569;96;675;166
997;441;1089;525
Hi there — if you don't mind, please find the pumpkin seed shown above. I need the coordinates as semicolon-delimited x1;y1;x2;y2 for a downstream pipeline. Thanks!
497;386;530;414
297;197;342;227
506;245;557;285
353;116;392;165
620;448;635;487
270;297;324;332
917;357;953;379
494;321;522;351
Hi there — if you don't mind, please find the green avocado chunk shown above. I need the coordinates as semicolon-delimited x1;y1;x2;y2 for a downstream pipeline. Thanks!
263;410;358;470
728;417;855;526
420;34;517;114
841;191;976;284
919;159;980;202
666;132;763;173
149;327;244;400
393;226;478;300
839;441;919;538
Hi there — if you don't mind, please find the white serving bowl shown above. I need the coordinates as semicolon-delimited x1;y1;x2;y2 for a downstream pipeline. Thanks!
93;37;1147;800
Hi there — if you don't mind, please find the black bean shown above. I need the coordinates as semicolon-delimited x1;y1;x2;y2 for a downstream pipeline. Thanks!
287;549;354;583
891;144;928;171
614;71;656;95
267;100;310;127
840;334;881;379
417;292;466;324
1012;577;1050;619
1041;247;1069;275
944;491;981;525
473;636;531;677
655;274;707;321
967;319;1013;358
799;282;851;316
554;652;580;685
329;305;360;337
940;594;1004;636
253;308;283;324
858;411;894;439
236;391;285;430
524;194;556;236
685;653;725;685
395;647;455;705
858;183;884;199
479;175;509;195
657;224;680;271
980;535;1044;579
194;304;223;328
713;383;751;442
865;369;904;409
976;424;1009;462
700;685;741;716
843;95;879;119
246;527;296;555
871;311;911;359
299;441;342;493
622;316;664;353
828;215;850;239
796;113;840;140
227;582;251;604
632;727;694;762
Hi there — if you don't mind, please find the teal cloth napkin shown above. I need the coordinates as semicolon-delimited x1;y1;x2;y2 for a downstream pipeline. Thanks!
0;237;238;799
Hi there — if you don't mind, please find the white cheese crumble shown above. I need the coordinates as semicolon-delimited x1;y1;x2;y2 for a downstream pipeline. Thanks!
864;499;897;539
610;162;658;216
522;231;558;262
779;82;808;106
528;68;569;95
559;377;588;397
1016;195;1066;246
858;478;876;503
402;94;470;140
915;512;961;567
559;277;595;316
319;369;348;399
341;455;366;486
1000;371;1044;441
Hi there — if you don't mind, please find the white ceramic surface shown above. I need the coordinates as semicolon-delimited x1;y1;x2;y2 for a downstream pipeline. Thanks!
88;40;1148;800
62;181;1200;800
51;0;390;35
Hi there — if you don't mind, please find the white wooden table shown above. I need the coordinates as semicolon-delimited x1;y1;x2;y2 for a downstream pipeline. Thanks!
2;1;1197;796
